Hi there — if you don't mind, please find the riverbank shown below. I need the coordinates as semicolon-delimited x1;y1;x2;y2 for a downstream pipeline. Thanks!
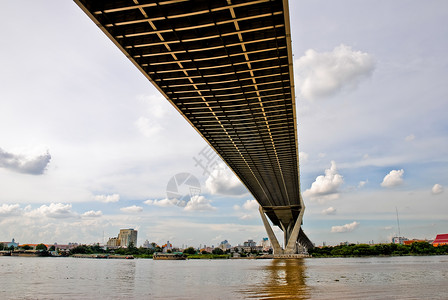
72;254;134;259
309;241;448;257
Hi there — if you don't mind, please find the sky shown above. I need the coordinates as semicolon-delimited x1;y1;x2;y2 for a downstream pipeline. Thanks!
0;0;447;247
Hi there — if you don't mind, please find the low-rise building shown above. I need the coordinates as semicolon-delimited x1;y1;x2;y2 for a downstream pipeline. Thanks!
0;238;19;248
403;239;429;246
162;241;173;253
259;238;271;252
200;246;213;253
18;243;51;250
107;237;120;248
142;240;158;249
243;239;256;247
392;236;408;245
433;234;448;247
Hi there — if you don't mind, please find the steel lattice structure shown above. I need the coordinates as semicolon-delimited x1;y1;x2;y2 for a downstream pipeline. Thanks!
76;0;313;252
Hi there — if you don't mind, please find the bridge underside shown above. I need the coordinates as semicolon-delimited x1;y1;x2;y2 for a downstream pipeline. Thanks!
75;0;312;252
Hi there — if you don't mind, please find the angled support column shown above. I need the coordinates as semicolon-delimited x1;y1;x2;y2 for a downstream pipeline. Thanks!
259;206;283;255
284;195;305;254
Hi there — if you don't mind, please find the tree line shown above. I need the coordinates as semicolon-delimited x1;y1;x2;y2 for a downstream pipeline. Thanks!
309;242;448;257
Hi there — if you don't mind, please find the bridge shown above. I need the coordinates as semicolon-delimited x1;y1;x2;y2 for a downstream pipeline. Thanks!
75;0;313;254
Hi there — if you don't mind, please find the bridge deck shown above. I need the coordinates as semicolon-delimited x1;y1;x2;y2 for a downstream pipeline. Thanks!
76;0;302;228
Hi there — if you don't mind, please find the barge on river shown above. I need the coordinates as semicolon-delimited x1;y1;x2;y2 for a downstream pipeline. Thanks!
153;252;186;260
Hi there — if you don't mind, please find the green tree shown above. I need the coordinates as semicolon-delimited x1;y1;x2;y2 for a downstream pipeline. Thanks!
125;242;139;255
22;245;32;250
353;244;374;256
183;247;196;255
36;243;48;251
69;245;91;255
91;244;105;254
410;242;435;255
373;244;392;255
435;245;448;255
212;248;224;255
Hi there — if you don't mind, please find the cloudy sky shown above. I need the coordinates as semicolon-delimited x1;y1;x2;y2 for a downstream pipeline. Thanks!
0;1;447;247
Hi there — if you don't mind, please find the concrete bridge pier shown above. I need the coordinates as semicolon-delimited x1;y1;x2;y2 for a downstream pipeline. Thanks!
259;206;312;256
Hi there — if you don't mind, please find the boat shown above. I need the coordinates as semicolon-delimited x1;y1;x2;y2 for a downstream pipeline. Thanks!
153;252;186;260
11;250;44;257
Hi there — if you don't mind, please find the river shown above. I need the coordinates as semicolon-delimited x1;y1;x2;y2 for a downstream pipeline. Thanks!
1;255;447;299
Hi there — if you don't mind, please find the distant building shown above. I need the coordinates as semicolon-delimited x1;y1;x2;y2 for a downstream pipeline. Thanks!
142;240;157;249
243;239;256;247
433;234;448;247
119;229;138;247
52;243;78;251
232;239;262;253
259;238;271;252
162;241;173;253
200;246;213;253
19;243;51;250
106;228;138;248
403;239;428;246
0;238;18;248
107;237;120;248
392;237;408;245
218;240;231;251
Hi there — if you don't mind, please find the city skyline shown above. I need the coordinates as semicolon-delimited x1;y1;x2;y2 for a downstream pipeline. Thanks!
0;1;447;246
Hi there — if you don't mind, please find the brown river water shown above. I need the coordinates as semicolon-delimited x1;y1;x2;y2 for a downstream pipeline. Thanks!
1;255;447;299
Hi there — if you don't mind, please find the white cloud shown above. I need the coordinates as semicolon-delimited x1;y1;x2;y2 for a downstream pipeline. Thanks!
242;199;259;210
146;196;216;212
27;203;76;219
304;161;343;201
0;204;22;216
135;117;162;137
94;194;120;203
381;169;404;187
234;200;259;220
81;210;102;218
0;147;51;175
299;152;309;164
239;214;254;220
138;94;170;119
322;207;336;215
432;184;444;195
184;195;216;212
331;221;360;233
294;44;374;100
205;163;247;196
405;134;415;142
358;180;368;188
145;198;182;207
120;205;143;213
